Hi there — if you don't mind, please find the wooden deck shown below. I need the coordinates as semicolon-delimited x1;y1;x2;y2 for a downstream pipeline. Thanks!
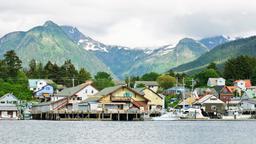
31;110;161;121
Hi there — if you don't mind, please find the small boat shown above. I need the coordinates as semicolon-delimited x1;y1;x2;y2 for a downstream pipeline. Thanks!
180;108;209;120
152;112;180;121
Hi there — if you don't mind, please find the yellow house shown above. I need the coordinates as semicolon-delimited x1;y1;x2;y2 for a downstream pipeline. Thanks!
136;88;164;111
94;85;150;112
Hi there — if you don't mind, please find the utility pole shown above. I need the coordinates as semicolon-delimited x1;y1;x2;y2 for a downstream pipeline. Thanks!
72;78;75;87
182;77;185;109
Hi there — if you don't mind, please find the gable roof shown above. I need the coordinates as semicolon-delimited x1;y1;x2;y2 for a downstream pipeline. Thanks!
137;87;163;99
95;85;144;97
242;89;256;99
55;82;95;97
213;86;225;94
234;79;252;88
0;93;18;102
226;86;237;93
135;81;158;86
194;95;224;105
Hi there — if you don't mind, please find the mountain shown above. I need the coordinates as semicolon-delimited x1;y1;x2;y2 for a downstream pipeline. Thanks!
62;26;210;78
125;38;209;76
173;36;256;74
199;35;233;49
0;21;113;76
61;26;150;78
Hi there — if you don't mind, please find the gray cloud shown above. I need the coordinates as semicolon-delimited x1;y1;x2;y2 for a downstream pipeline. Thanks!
0;0;255;47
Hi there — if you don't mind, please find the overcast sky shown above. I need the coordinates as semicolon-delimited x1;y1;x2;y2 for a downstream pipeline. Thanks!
0;0;256;47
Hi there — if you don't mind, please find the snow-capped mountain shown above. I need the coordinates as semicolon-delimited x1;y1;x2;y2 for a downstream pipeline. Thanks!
61;25;230;79
199;35;235;49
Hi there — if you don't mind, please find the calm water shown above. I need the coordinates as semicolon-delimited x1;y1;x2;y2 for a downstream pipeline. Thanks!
0;120;255;144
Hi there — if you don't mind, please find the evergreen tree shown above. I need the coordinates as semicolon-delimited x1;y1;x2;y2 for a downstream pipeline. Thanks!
141;72;160;81
195;69;219;87
27;59;38;78
78;68;91;84
3;50;22;79
157;75;176;90
93;72;114;90
207;62;217;70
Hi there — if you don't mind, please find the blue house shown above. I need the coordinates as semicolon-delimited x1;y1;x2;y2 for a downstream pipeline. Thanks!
35;85;54;98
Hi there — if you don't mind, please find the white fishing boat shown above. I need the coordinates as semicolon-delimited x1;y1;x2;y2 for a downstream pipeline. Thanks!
180;108;209;120
152;111;180;121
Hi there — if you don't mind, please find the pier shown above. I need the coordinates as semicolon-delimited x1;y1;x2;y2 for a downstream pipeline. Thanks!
31;110;161;121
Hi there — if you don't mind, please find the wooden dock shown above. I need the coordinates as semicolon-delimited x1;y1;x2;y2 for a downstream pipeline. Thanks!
31;110;161;121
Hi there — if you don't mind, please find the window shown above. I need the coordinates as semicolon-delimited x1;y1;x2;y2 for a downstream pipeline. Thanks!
85;90;88;93
77;97;82;100
46;87;50;90
91;90;94;94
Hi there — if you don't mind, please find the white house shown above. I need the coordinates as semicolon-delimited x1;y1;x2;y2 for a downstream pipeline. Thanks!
207;78;225;87
0;93;19;119
240;99;256;112
28;79;54;92
52;81;98;102
234;80;252;91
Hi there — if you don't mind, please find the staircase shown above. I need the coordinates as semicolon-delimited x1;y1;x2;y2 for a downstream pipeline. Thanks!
52;98;69;111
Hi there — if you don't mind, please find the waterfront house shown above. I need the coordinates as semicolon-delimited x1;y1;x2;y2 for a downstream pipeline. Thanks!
193;95;225;114
207;78;225;87
178;97;196;108
234;80;252;91
52;81;98;102
0;93;19;119
34;85;54;101
52;81;98;110
32;81;98;112
134;81;159;93
80;85;150;113
136;87;164;112
219;86;241;103
76;96;102;112
240;99;256;112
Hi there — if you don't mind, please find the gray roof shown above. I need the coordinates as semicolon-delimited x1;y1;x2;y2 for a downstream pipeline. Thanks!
54;83;91;97
0;93;18;102
0;104;18;111
194;95;224;105
135;81;158;86
79;96;102;104
94;85;144;97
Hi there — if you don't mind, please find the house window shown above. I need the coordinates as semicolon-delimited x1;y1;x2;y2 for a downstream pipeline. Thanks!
91;90;94;94
77;97;82;100
124;92;132;97
85;90;88;93
46;87;50;90
73;98;76;100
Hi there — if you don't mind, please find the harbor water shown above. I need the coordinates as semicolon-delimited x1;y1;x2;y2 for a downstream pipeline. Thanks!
0;120;255;144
